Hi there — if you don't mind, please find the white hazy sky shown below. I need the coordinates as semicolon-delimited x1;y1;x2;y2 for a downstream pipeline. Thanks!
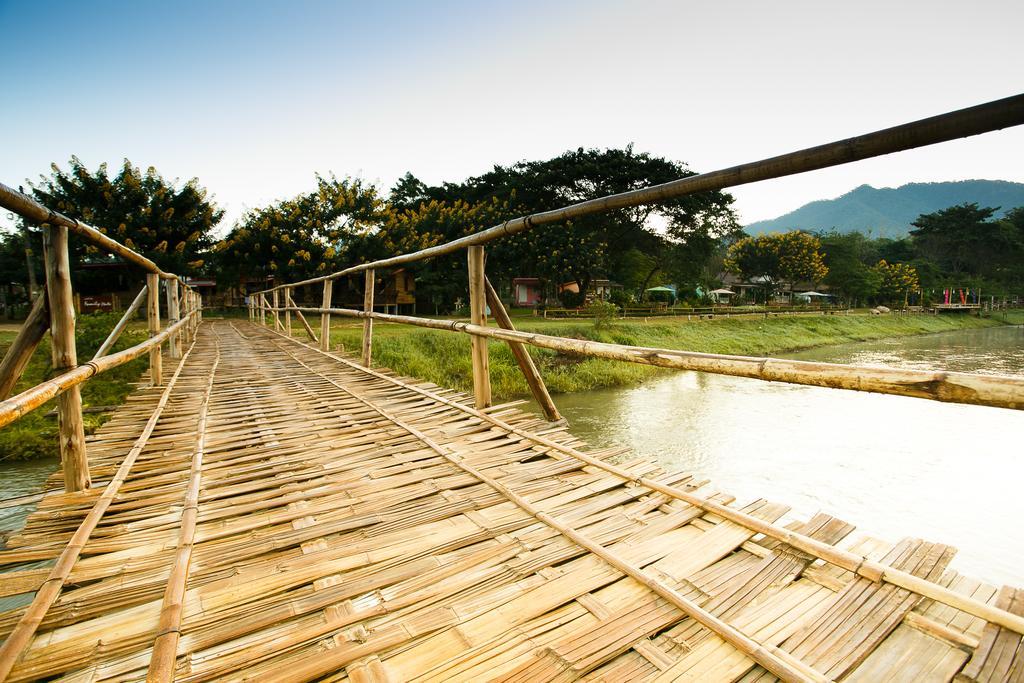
2;0;1022;233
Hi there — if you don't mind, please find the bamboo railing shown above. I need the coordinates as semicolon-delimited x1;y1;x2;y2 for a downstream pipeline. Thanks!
256;93;1024;414
247;93;1024;643
0;183;202;492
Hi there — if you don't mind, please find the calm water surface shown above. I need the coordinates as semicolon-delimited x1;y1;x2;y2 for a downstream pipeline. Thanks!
546;324;1024;586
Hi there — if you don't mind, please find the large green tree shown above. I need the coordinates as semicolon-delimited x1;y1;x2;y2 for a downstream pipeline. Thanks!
24;157;223;278
910;203;1018;278
818;232;881;306
394;146;740;302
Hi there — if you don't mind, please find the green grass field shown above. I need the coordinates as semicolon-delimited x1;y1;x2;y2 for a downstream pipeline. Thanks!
324;309;1021;401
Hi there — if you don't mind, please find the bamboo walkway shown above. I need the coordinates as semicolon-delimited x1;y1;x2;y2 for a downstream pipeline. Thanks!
0;321;1021;682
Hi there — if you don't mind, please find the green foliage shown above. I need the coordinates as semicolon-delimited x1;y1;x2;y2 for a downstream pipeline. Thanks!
214;175;383;285
872;260;919;303
0;313;148;461
560;290;585;308
585;299;619;330
911;203;1013;276
25;157;223;278
396;145;740;303
819;232;881;306
724;231;828;296
608;288;633;308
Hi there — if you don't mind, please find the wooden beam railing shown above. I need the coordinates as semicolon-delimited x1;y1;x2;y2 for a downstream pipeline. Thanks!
281;305;1024;411
260;93;1024;421
0;183;201;492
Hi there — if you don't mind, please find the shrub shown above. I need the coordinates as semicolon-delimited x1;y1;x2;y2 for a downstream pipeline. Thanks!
585;300;620;330
608;289;633;308
560;290;585;308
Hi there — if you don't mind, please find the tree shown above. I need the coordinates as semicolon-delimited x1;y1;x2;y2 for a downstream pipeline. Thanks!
397;146;740;301
347;196;513;313
910;203;1016;277
25;157;223;278
724;231;828;299
818;232;880;306
214;175;383;286
872;259;919;304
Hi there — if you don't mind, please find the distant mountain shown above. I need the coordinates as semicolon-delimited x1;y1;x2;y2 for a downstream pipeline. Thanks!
745;180;1024;238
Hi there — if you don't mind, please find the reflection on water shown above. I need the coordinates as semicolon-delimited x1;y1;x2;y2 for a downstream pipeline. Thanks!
0;458;58;611
548;325;1024;586
0;458;58;537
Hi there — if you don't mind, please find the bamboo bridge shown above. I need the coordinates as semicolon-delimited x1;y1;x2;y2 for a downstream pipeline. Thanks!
1;95;1024;682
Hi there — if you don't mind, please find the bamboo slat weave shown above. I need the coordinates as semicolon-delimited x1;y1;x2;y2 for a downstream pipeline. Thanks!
0;321;1019;682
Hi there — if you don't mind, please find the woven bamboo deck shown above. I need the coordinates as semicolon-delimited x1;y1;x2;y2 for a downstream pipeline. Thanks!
0;320;1020;682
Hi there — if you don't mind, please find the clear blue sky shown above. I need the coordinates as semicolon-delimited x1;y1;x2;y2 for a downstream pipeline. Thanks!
2;0;1022;233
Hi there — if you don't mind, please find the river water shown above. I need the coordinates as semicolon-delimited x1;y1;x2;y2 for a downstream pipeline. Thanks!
546;324;1024;586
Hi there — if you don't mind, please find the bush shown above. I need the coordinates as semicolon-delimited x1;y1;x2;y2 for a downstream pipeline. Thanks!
560;290;585;308
585;300;619;330
608;289;633;308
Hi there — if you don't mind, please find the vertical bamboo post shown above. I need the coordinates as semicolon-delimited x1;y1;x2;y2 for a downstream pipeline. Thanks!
43;225;90;492
284;286;292;337
467;246;491;408
248;293;254;322
320;280;333;351
484;277;562;422
259;293;266;326
362;269;374;366
271;289;281;331
146;273;162;386
166;279;181;359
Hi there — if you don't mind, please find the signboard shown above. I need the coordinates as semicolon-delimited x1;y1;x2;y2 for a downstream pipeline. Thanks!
82;294;116;313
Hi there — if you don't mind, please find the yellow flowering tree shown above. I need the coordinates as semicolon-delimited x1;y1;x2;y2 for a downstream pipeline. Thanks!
724;231;828;300
214;175;383;285
872;259;919;304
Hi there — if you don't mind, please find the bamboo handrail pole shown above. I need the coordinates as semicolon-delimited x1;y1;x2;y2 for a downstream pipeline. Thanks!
147;337;220;682
319;280;332;352
146;274;163;386
93;286;148;361
283;286;292;338
43;225;89;492
484;277;561;422
361;270;374;366
288;306;1024;411
0;313;196;429
271;289;282;332
259;93;1024;293
166;280;181;360
266;335;825;683
266;326;1024;636
0;182;181;282
0;293;49;400
467;247;491;408
287;292;318;343
0;336;200;683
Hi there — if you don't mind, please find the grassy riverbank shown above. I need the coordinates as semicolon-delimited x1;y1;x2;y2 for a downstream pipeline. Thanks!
0;314;148;461
328;311;1024;400
1;309;1019;460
